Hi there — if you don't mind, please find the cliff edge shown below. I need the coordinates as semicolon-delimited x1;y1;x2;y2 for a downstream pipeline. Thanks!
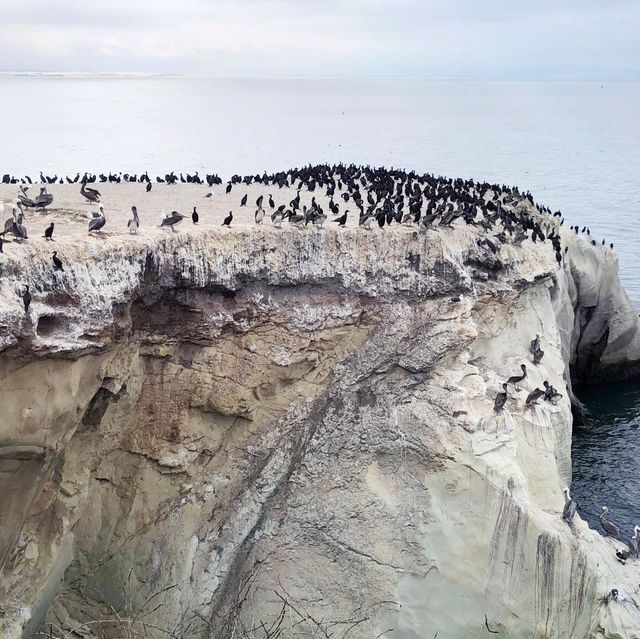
1;182;640;638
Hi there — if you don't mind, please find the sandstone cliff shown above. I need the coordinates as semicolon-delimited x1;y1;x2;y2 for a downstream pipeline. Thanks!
1;184;640;639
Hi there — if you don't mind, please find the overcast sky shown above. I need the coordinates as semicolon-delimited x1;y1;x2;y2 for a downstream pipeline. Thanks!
1;0;638;79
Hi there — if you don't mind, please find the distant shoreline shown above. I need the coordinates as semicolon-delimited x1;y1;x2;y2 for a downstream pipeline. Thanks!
0;72;182;79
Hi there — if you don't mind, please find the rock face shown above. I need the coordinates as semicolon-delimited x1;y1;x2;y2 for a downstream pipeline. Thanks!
1;192;640;639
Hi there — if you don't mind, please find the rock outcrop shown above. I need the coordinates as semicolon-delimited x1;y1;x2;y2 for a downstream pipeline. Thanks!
1;186;640;639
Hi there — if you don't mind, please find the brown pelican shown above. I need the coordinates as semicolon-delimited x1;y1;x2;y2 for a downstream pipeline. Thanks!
506;364;527;389
160;211;185;231
543;381;563;403
10;206;28;240
128;206;140;234
562;487;577;524
17;186;36;208
80;181;101;203
494;383;508;412
88;206;106;233
255;208;265;224
34;186;53;209
599;507;620;537
271;208;284;228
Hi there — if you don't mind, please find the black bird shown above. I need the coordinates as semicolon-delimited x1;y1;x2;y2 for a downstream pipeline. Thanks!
333;210;348;227
268;194;275;209
225;182;232;194
223;211;233;227
22;286;31;313
146;182;152;192
256;194;264;209
240;194;248;207
192;207;199;224
494;383;508;412
44;222;54;240
525;388;545;405
52;251;64;271
160;211;185;231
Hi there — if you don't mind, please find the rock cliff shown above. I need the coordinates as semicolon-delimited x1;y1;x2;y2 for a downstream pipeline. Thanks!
1;184;640;639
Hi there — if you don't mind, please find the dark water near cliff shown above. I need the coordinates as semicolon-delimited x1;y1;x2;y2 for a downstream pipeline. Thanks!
572;380;640;537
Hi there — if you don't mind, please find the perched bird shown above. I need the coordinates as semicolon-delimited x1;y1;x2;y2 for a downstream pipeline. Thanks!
52;251;64;271
88;206;106;233
192;207;199;224
599;507;620;537
255;208;265;224
268;194;275;209
526;388;545;405
80;181;101;203
146;181;152;192
506;364;527;389
494;383;508;412
43;222;54;240
561;487;577;524
223;211;233;227
22;285;31;313
160;211;185;231
128;206;140;234
240;194;248;207
204;191;214;198
333;210;348;227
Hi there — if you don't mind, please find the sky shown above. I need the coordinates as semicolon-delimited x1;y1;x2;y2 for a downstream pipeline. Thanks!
1;0;638;79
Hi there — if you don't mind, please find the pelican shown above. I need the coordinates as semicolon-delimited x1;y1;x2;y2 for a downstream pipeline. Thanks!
160;211;185;231
255;208;265;224
506;364;527;389
80;181;101;203
562;487;577;524
88;205;106;233
599;507;620;537
128;206;140;234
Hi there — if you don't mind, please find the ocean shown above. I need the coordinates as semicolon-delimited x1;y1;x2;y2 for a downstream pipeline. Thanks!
2;76;639;535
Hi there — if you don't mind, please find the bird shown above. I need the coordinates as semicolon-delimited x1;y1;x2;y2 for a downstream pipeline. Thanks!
256;194;264;209
146;182;152;192
268;194;275;209
561;487;577;524
240;194;247;207
204;191;214;199
43;222;54;240
525;388;545;405
599;507;620;537
223;211;233;227
530;335;540;354
22;286;31;313
333;210;348;227
506;364;527;389
494;383;508;412
80;181;101;203
128;206;140;234
160;211;185;231
271;209;285;228
52;251;64;271
88;206;106;233
255;208;265;224
192;207;199;224
630;525;640;557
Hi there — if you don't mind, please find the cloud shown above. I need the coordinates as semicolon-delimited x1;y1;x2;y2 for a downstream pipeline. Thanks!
1;0;638;78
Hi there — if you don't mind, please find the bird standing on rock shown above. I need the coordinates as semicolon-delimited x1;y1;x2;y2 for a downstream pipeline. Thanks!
44;222;54;240
223;211;233;227
88;206;106;234
160;211;185;231
494;383;508;412
128;206;140;234
22;286;31;313
333;210;348;227
192;207;199;224
600;507;620;537
561;487;577;524
255;208;265;224
52;251;64;271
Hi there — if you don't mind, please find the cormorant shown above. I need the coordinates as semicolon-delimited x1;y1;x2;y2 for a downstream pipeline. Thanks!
44;222;54;240
525;388;545;405
22;286;31;313
562;487;577;524
333;210;348;227
146;182;152;192
192;207;199;224
494;383;508;412
240;194;247;207
52;251;64;271
223;211;233;227
268;194;275;209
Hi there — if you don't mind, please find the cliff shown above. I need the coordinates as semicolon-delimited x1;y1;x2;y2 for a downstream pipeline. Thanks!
1;183;640;639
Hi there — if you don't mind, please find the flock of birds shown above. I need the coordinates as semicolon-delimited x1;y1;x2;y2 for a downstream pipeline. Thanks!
1;164;628;556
